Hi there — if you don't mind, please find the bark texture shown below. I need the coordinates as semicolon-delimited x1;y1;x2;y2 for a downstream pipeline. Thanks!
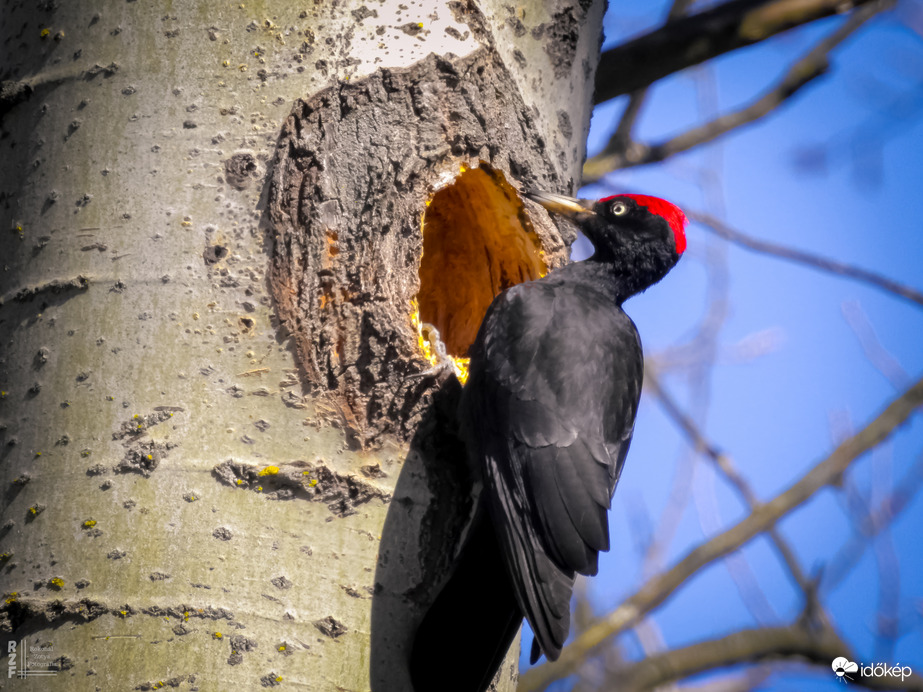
268;51;570;446
0;0;602;690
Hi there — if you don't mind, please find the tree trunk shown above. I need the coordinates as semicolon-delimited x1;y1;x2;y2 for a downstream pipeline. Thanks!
0;1;601;689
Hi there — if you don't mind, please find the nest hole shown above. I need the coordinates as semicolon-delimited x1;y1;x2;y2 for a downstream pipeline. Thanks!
415;164;547;376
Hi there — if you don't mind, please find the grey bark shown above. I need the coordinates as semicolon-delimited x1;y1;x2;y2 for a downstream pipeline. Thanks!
0;1;601;690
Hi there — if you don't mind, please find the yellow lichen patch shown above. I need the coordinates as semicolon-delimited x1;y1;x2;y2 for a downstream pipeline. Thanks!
49;577;64;589
451;354;470;384
416;163;546;377
410;301;435;362
258;465;279;477
213;632;223;639
83;519;97;528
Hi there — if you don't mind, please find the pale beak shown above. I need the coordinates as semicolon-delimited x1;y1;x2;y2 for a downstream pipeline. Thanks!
523;190;596;219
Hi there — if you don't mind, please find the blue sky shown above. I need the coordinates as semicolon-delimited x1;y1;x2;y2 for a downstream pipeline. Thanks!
523;3;923;689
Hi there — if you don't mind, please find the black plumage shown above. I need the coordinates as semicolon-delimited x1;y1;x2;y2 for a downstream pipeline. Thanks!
410;191;686;691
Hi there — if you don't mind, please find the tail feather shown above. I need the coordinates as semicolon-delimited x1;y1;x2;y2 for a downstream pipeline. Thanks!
484;454;574;662
410;516;522;692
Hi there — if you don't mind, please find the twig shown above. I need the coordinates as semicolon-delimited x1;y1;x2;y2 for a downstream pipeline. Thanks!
518;375;923;691
869;451;901;661
585;3;885;179
839;446;903;661
637;447;696;579
822;452;923;592
594;0;879;105
690;210;923;309
842;301;913;389
645;366;813;594
639;239;730;579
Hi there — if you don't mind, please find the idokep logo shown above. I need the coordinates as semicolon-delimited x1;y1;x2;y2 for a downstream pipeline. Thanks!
832;657;859;682
832;657;913;684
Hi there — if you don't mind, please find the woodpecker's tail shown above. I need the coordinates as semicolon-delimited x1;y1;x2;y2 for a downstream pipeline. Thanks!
409;514;522;692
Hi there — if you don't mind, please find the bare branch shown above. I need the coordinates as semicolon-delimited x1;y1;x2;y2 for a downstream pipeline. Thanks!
609;89;649;153
594;0;880;105
518;376;923;691
585;3;885;180
614;622;923;692
689;211;923;309
621;625;835;692
606;0;695;150
644;366;813;595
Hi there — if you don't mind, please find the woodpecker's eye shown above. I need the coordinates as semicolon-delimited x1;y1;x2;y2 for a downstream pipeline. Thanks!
610;201;629;216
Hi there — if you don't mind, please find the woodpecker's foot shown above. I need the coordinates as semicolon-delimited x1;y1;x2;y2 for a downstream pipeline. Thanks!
409;323;457;383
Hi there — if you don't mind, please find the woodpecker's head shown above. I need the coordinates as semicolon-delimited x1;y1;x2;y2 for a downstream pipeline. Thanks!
525;189;686;290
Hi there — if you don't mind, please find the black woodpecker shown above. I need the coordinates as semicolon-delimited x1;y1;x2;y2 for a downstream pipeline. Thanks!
409;190;687;692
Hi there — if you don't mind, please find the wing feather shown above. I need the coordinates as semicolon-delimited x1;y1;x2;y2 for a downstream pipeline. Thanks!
485;452;573;658
461;276;643;661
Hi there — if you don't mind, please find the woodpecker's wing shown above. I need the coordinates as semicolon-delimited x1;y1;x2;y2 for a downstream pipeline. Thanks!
461;275;643;660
